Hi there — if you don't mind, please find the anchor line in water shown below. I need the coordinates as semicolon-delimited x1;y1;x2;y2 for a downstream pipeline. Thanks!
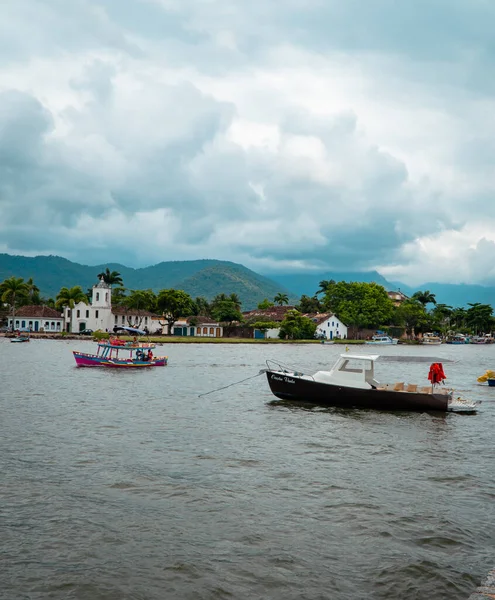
198;370;267;398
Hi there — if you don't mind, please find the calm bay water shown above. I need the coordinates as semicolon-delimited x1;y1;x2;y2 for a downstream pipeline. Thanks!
1;338;495;600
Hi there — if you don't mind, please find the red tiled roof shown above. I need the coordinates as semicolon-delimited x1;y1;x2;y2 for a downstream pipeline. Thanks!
12;305;63;318
111;307;157;317
387;290;408;299
303;312;335;325
186;315;221;325
242;306;296;322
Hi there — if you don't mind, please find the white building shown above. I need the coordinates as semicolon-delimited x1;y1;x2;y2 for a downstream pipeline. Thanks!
150;315;223;337
311;312;348;340
8;305;64;332
187;316;223;337
64;278;155;333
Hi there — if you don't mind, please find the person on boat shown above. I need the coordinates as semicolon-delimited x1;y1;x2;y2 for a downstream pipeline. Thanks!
147;349;153;361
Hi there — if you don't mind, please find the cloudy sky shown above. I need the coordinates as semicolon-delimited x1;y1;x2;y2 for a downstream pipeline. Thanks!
0;0;494;285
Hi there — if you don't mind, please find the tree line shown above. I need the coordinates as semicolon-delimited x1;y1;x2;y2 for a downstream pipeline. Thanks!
1;270;494;339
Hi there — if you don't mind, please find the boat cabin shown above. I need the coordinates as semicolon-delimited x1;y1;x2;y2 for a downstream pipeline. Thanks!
366;335;398;344
313;354;380;389
312;354;443;394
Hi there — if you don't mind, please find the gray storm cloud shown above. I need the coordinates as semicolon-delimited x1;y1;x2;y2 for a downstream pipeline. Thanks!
0;0;494;283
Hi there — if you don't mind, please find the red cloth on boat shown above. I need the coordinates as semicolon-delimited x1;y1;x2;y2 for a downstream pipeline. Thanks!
428;362;446;384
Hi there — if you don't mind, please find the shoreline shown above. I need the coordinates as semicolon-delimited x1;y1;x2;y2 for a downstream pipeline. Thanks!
1;332;368;344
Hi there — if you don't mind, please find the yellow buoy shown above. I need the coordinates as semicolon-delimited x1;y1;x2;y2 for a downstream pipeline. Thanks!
477;369;495;383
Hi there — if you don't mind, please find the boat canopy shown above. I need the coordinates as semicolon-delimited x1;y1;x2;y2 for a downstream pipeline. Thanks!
342;354;379;361
345;353;454;364
113;326;147;335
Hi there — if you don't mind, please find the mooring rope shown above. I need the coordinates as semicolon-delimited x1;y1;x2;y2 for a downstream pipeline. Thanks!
198;370;266;398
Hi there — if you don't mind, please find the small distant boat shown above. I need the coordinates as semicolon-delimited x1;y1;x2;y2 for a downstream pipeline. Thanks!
264;354;478;413
470;336;492;345
10;329;30;343
365;335;399;345
445;334;470;345
73;326;168;368
421;333;442;346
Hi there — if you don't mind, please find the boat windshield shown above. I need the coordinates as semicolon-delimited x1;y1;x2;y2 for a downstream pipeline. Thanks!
338;359;366;374
333;357;377;387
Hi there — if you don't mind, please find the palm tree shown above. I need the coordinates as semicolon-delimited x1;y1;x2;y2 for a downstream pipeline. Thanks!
450;307;467;330
192;296;211;316
97;268;123;287
412;290;437;307
431;303;453;332
55;286;89;310
274;292;289;306
0;276;29;323
317;279;335;296
213;293;228;303
466;303;494;335
210;293;228;314
229;293;242;311
25;277;40;303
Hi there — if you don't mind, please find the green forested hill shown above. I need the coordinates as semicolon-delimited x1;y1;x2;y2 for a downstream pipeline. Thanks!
178;264;293;308
2;253;493;310
0;254;294;311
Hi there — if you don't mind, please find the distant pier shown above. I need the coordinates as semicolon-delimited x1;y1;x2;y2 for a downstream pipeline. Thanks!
468;569;495;599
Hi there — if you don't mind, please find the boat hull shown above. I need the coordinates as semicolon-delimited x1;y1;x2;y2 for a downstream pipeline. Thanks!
73;351;167;367
11;338;30;343
265;371;449;412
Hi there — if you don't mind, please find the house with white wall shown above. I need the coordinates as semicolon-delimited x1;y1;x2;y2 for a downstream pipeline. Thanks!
150;315;223;337
187;316;223;337
310;312;348;340
8;306;64;332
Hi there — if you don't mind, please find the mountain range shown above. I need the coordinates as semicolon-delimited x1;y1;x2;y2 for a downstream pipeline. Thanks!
1;254;494;310
0;254;294;311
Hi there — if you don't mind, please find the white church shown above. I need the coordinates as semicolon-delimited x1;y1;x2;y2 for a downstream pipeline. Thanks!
64;278;156;333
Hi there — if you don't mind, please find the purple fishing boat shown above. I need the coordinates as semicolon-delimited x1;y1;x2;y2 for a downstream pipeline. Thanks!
73;326;168;368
